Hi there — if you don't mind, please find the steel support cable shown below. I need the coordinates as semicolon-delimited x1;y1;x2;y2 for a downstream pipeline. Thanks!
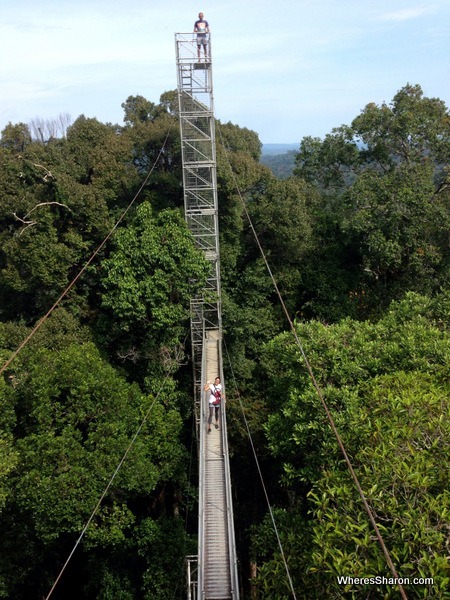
217;127;408;600
223;338;298;600
0;128;173;377
44;370;172;600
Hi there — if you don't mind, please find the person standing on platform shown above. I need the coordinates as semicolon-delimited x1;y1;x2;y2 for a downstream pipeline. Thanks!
204;376;222;433
194;11;209;61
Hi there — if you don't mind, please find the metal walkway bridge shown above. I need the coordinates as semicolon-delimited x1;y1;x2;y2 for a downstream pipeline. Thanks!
175;33;240;599
198;330;238;599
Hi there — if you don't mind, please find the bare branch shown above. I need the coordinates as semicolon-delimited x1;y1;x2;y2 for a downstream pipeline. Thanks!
117;347;141;363
13;201;71;234
23;201;70;219
12;212;37;234
30;162;54;181
29;113;72;142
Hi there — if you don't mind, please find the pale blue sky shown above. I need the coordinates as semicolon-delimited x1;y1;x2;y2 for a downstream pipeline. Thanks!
1;0;449;143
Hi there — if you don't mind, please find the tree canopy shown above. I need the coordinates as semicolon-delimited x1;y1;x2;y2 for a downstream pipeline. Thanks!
0;83;449;598
253;292;450;598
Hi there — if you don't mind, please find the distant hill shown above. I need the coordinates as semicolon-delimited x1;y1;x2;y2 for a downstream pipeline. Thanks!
261;143;299;156
261;144;299;179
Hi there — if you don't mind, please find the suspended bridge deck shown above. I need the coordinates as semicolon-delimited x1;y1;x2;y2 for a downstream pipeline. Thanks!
198;330;238;599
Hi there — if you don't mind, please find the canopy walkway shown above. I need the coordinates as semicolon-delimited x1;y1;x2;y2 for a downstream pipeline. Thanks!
198;329;238;599
175;33;240;599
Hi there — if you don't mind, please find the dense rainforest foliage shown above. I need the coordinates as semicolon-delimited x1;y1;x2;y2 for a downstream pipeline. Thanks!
260;149;297;179
0;83;449;599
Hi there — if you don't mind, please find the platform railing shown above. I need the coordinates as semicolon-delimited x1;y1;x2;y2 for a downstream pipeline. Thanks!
175;32;212;64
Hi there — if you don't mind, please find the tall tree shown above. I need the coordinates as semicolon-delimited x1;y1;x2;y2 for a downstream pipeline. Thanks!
98;202;210;382
0;338;190;598
252;291;450;598
0;123;32;152
122;95;160;126
293;84;450;319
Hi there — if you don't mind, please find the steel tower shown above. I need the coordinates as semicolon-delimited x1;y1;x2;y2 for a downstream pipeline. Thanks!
175;33;221;423
175;33;240;600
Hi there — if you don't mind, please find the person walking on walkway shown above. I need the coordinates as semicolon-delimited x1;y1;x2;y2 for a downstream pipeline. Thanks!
204;376;221;433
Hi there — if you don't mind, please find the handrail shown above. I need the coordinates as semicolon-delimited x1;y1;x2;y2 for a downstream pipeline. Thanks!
197;325;208;598
197;329;240;599
219;343;240;598
175;32;212;65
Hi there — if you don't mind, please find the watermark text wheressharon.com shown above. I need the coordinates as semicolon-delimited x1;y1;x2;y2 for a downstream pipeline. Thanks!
337;576;433;586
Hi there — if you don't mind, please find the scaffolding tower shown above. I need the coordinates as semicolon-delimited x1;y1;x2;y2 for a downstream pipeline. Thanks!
175;32;221;425
175;32;240;600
